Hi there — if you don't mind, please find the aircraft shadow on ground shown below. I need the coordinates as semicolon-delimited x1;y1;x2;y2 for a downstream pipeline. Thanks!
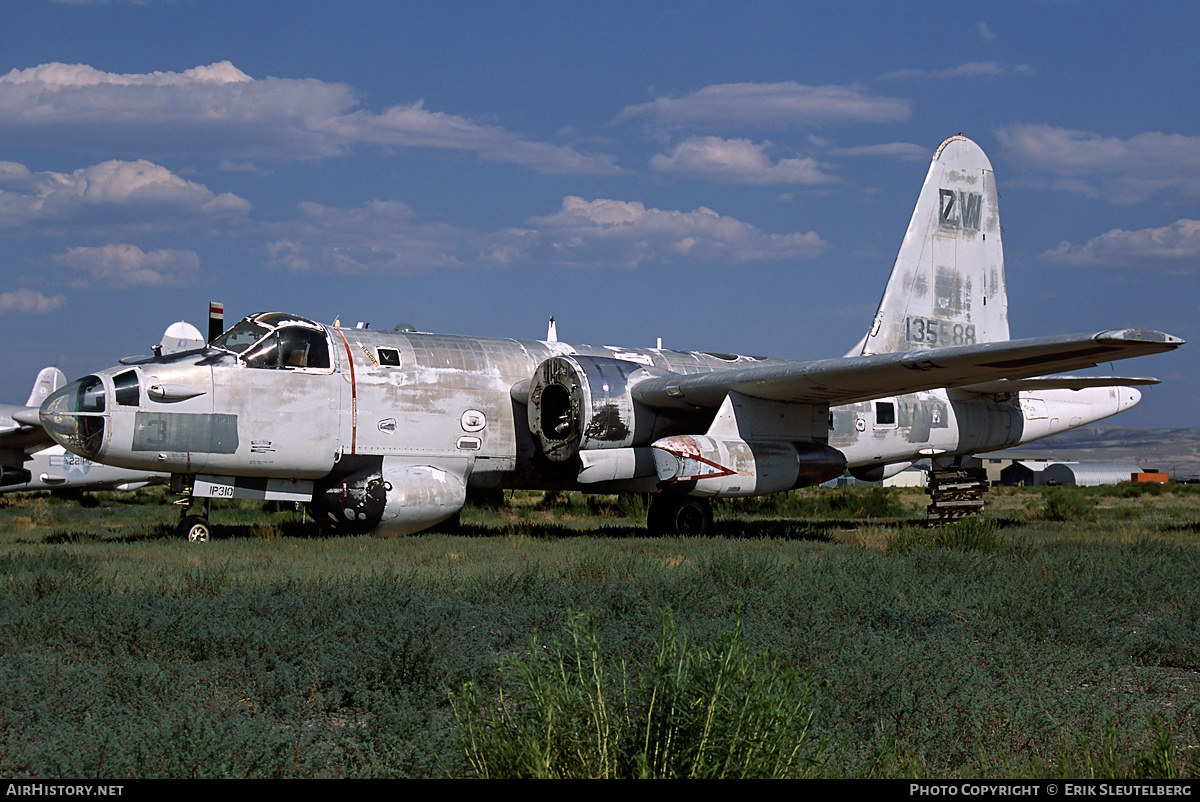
34;517;905;543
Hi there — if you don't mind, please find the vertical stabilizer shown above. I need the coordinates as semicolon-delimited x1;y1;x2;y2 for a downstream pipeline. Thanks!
26;367;66;408
850;135;1008;356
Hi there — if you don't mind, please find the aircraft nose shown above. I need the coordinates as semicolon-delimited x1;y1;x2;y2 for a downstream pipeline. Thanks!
39;375;108;460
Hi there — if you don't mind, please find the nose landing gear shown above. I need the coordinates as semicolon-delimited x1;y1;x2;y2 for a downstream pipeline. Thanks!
178;514;212;542
172;475;215;542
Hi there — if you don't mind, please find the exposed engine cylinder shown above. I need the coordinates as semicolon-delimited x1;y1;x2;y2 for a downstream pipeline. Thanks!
651;435;846;497
527;355;655;462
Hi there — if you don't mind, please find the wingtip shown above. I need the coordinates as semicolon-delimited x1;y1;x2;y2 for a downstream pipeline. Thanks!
1095;329;1185;346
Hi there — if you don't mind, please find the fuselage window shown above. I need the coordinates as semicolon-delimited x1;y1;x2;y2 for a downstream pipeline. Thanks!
113;370;140;407
875;401;896;427
378;348;400;366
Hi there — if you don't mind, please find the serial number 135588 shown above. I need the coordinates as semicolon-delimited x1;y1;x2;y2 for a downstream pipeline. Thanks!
904;317;976;346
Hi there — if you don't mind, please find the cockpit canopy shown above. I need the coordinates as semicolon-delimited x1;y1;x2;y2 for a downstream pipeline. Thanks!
211;313;331;371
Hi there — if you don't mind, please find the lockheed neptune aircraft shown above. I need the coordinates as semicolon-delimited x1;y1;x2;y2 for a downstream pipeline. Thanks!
38;136;1183;540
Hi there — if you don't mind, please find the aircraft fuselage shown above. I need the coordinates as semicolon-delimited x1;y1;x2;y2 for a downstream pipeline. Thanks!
38;317;1141;534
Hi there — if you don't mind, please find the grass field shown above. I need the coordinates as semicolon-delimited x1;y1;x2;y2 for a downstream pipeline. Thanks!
1;484;1197;778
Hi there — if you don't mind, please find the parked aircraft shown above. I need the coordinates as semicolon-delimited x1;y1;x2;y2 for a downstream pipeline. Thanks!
0;316;220;494
1;368;168;493
37;136;1182;540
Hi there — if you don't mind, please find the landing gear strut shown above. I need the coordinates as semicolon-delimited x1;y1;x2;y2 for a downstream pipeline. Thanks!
647;493;713;536
172;475;214;542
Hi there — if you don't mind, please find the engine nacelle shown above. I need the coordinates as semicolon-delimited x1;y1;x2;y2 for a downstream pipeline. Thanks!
0;465;32;487
310;456;466;536
527;355;657;462
651;435;846;497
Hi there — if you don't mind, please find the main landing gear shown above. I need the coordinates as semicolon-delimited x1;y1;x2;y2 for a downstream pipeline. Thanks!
647;492;713;536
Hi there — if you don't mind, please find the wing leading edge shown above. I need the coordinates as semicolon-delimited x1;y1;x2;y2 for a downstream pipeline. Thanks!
632;329;1183;412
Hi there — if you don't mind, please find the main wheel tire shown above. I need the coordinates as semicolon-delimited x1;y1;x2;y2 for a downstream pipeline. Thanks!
178;515;212;543
647;494;713;536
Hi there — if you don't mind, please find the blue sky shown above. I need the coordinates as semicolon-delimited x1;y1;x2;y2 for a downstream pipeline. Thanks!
0;0;1196;428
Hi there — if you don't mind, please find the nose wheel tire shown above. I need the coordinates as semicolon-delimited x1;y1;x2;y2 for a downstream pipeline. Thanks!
178;515;212;543
647;493;713;536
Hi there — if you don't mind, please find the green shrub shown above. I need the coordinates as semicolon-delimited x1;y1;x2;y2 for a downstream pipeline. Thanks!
886;517;1003;552
1026;488;1096;522
935;516;1003;551
450;609;825;778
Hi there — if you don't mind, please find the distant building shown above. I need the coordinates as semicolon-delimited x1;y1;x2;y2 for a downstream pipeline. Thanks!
884;467;928;487
1041;463;1143;487
1000;460;1065;487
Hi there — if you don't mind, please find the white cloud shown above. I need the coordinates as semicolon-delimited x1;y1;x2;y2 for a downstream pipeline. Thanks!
267;195;829;273
649;137;837;184
0;159;250;232
267;200;468;273
326;101;622;174
485;196;829;268
1040;219;1200;268
978;22;997;41
53;244;201;287
0;289;66;314
830;142;930;161
996;124;1200;204
614;82;909;129
881;62;1032;81
0;62;620;174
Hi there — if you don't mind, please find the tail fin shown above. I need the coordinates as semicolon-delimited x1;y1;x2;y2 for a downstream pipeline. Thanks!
850;135;1009;356
25;367;66;407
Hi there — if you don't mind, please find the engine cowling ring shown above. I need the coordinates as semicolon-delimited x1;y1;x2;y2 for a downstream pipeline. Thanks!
527;355;654;462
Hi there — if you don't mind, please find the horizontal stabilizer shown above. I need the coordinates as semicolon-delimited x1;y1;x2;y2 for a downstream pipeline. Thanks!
958;375;1160;394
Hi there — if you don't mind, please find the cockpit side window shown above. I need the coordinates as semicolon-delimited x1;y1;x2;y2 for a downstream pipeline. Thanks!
242;326;332;371
242;333;281;369
278;326;330;370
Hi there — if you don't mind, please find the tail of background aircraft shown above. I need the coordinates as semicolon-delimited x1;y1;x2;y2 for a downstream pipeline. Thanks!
24;367;66;408
848;134;1009;356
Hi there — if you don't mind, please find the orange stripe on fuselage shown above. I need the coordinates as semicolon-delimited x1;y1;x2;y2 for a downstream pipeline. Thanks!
335;329;358;455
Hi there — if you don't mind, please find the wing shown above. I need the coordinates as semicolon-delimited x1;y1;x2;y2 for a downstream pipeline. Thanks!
958;375;1160;394
0;405;53;454
633;329;1183;411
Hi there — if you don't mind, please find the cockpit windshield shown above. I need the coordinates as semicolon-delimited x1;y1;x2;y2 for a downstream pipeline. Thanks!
212;314;333;371
210;320;270;354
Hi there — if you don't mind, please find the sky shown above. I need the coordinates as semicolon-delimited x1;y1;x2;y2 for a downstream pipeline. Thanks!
0;0;1197;428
